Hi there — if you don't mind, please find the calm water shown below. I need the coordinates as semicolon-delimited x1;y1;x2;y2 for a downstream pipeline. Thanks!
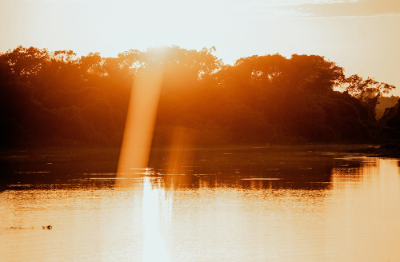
1;147;400;262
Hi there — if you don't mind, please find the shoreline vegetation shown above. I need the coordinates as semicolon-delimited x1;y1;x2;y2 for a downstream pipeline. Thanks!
349;143;400;158
1;46;400;150
0;143;396;159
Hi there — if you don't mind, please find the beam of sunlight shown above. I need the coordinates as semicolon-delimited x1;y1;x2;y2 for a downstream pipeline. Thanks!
116;63;164;180
166;127;196;175
164;127;196;189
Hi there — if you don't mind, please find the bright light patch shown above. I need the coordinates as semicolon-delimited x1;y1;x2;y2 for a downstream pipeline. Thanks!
117;63;164;178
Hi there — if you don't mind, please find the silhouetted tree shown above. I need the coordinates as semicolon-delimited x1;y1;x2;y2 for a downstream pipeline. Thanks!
0;46;396;147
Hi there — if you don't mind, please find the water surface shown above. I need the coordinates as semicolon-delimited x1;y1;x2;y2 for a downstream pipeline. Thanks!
1;147;399;262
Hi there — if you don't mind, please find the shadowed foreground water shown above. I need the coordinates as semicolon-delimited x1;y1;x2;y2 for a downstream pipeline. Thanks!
1;148;400;262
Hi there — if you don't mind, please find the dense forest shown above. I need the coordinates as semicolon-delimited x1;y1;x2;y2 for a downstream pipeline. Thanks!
1;45;399;148
376;96;399;120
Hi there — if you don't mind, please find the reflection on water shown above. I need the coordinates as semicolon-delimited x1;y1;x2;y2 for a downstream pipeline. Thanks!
1;153;400;262
143;178;170;262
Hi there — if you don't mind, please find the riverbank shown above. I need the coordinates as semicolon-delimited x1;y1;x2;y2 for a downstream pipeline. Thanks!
348;142;400;158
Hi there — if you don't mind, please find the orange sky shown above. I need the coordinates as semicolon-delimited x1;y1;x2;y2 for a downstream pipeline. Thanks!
1;0;400;95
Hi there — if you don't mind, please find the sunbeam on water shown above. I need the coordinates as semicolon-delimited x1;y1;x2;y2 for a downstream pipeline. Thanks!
142;178;171;262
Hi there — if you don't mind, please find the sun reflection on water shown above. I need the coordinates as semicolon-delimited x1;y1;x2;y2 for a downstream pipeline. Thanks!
142;178;171;262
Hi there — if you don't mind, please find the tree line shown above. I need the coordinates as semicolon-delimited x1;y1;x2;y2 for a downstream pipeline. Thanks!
1;45;399;148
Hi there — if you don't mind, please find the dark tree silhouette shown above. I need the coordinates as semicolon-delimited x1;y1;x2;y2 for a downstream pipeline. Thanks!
0;46;396;147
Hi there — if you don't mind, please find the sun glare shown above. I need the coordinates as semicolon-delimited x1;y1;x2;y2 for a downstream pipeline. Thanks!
117;63;165;178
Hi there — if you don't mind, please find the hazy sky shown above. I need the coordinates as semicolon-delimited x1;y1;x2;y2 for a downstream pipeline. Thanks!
1;0;399;95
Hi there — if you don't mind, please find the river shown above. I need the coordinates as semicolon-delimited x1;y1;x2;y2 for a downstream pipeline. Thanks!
1;146;399;262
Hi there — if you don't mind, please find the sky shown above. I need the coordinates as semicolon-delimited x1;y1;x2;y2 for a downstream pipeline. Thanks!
1;0;399;95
